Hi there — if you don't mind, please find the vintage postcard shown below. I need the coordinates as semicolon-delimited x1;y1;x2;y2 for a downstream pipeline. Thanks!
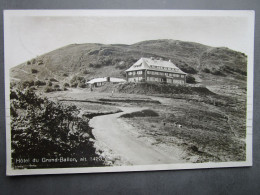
4;10;254;175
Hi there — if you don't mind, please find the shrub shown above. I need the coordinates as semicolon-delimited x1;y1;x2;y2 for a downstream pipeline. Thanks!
71;83;78;88
37;60;43;65
115;64;126;70
10;88;105;168
44;86;54;93
47;81;52;87
83;70;89;74
203;68;211;73
211;69;224;76
63;83;70;88
31;69;38;74
54;84;60;89
180;66;197;74
22;80;34;88
34;80;46;86
27;61;31;65
78;83;87;88
50;78;58;82
186;75;196;84
70;76;86;88
121;109;159;118
63;73;69;77
32;58;36;64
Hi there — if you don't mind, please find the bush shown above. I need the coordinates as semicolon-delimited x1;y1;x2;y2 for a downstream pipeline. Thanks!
63;83;70;88
203;68;211;73
44;86;54;93
32;58;36;64
63;73;69;77
31;69;38;74
27;61;31;65
10;88;105;168
115;64;127;70
186;75;196;84
83;70;89;74
22;80;34;88
34;80;46;86
71;83;78;88
70;76;86;88
50;78;58;82
121;109;159;118
47;81;52;87
211;69;224;76
78;83;87;88
54;84;60;89
180;66;197;74
37;60;43;65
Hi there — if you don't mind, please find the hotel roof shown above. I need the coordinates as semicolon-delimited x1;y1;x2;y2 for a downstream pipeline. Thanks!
125;57;186;74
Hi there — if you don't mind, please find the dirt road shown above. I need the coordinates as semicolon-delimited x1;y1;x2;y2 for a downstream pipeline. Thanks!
90;106;185;165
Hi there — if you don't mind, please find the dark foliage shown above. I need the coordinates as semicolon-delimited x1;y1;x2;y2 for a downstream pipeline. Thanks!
121;109;159;118
186;75;196;84
34;80;46;86
50;78;58;82
31;69;38;74
10;88;105;169
44;86;54;93
22;80;34;88
203;68;211;73
70;76;86;88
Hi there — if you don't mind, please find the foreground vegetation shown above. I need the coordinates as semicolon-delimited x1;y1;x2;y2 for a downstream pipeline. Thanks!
10;87;106;169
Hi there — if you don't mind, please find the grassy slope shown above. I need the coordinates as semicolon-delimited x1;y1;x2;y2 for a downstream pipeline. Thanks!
10;39;247;89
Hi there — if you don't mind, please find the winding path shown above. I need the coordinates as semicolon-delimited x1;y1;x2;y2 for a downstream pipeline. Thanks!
90;106;184;165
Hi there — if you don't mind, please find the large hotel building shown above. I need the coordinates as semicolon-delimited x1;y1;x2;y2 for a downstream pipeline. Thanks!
125;57;186;84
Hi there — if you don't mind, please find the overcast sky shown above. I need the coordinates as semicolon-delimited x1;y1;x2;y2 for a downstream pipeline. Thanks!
4;11;253;68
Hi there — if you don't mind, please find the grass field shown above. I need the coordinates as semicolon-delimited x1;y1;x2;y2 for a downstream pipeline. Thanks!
44;84;246;163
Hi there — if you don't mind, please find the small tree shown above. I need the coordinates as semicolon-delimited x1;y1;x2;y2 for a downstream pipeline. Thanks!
54;84;60;89
186;75;196;84
31;69;38;74
47;81;52;87
63;83;70;88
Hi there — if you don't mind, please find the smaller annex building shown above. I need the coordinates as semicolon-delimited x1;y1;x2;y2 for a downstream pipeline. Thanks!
86;77;126;87
125;57;186;84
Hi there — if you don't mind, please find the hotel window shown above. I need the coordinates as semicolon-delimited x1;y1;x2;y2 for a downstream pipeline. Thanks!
181;75;184;78
133;72;136;75
128;72;132;75
137;71;142;75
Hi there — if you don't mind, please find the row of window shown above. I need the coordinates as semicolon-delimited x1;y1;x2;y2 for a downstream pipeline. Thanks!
128;77;143;82
128;77;185;84
150;65;178;71
166;78;184;84
147;71;185;78
128;71;143;76
147;77;164;82
128;71;185;78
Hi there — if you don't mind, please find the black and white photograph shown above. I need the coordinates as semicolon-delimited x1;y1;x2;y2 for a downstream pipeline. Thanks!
4;10;254;175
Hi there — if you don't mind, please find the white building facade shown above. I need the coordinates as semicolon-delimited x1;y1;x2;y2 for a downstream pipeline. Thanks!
125;57;186;84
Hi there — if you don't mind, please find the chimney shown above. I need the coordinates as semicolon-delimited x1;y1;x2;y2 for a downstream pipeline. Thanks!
169;59;171;62
107;77;110;82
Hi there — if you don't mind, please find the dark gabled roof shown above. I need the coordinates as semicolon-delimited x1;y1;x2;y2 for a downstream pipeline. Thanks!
126;57;186;74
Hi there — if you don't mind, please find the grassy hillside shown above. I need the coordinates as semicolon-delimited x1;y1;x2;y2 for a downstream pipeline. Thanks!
10;39;247;89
